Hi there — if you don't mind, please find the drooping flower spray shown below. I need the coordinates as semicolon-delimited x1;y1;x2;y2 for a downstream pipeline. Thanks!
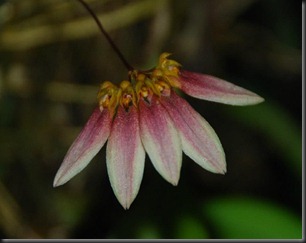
53;0;264;209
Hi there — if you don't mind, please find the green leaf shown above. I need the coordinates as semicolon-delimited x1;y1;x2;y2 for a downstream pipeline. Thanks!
225;101;302;176
175;214;210;239
203;196;302;239
135;223;161;239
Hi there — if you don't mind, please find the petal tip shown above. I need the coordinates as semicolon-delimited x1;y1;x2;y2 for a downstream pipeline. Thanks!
166;175;180;186
117;197;134;210
244;95;265;106
218;161;227;175
121;203;130;210
52;174;66;187
123;203;131;210
53;181;59;188
255;96;265;104
172;181;179;186
156;170;180;186
209;166;227;175
209;157;227;175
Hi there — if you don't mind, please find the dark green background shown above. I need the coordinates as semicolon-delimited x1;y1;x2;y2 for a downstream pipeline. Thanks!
0;0;302;239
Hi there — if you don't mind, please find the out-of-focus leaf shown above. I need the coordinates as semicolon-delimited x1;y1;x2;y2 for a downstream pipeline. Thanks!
0;0;166;50
0;181;41;238
225;101;302;175
203;196;302;239
135;223;161;239
175;214;209;239
54;192;89;227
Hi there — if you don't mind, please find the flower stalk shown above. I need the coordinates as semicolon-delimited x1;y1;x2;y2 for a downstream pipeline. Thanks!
76;0;134;71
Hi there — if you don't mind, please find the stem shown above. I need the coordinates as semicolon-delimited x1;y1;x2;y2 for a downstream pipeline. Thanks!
76;0;134;71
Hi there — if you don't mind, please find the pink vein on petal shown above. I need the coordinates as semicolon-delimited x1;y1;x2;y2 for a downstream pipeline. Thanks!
53;108;111;187
161;92;226;174
139;96;182;185
106;106;145;209
177;70;264;106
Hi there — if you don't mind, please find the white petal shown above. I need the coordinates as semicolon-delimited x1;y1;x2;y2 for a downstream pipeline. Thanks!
53;108;111;187
139;96;182;185
176;70;264;106
106;106;145;209
161;92;226;174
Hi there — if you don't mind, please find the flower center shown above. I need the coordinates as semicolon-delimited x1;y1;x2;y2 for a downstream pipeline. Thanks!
97;53;181;114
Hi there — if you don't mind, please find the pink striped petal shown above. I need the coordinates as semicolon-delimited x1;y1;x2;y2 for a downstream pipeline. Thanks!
53;108;111;187
106;106;145;209
139;96;182;185
161;92;226;174
176;70;264;105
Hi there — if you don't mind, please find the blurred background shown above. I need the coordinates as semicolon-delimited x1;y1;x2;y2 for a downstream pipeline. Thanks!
0;0;302;239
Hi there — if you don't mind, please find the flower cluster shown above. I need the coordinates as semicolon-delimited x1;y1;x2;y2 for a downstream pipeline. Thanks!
53;53;264;209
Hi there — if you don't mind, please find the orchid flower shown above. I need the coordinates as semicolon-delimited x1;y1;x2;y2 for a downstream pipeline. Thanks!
53;52;264;209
